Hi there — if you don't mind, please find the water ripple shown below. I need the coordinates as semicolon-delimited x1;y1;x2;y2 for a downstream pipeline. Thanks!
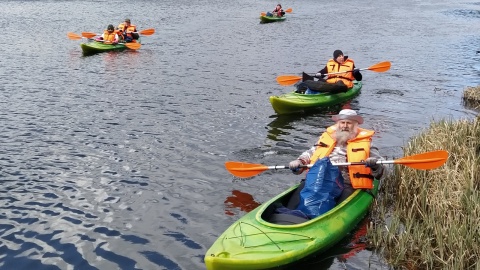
0;0;478;269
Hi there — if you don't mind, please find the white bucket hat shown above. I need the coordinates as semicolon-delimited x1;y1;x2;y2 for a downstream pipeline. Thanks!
332;109;364;124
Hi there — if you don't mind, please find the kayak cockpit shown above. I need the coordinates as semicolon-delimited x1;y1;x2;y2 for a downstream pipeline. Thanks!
261;181;311;225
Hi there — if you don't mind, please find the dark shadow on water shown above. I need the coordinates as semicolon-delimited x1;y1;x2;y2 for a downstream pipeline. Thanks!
81;50;139;58
445;9;480;19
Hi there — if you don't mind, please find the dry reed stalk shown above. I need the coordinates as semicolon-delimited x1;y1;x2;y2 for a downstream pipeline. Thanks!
463;86;480;109
369;117;480;269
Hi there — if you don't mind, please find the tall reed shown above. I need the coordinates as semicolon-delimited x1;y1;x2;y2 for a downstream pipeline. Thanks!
462;86;480;110
369;116;480;269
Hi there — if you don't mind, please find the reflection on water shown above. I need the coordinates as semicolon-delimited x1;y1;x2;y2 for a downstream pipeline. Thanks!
0;0;479;269
224;190;261;216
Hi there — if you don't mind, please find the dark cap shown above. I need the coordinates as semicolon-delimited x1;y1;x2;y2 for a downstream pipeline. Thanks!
125;18;131;23
107;24;114;31
333;50;343;59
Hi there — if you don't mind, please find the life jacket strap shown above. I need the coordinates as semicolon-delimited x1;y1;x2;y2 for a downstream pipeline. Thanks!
353;172;374;179
314;142;329;147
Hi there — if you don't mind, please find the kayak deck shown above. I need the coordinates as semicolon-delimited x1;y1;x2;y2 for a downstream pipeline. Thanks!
204;178;379;270
269;81;362;115
80;39;141;55
260;15;286;23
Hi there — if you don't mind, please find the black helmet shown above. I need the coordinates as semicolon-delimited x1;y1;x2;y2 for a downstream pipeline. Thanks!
107;24;114;31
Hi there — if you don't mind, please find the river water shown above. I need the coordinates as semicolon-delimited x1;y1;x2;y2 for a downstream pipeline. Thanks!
0;0;479;269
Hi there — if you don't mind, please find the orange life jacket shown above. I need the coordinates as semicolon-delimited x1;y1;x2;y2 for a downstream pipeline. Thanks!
118;23;137;38
326;59;355;88
102;30;117;42
309;125;375;189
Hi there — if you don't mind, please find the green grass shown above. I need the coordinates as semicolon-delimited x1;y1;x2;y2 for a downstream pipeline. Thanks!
368;116;480;269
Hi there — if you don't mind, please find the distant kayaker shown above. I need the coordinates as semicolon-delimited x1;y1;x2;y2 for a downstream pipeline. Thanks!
118;18;139;42
267;4;285;17
96;24;119;44
297;50;363;94
288;109;384;216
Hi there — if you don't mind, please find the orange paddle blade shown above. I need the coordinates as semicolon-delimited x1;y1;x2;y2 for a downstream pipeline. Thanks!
366;61;391;73
67;32;82;40
82;32;97;39
139;28;155;36
125;42;141;50
285;8;292;13
393;150;448;170
276;75;302;86
225;161;269;178
261;12;266;16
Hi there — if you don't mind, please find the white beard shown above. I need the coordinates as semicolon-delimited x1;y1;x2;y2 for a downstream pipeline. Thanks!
335;126;358;146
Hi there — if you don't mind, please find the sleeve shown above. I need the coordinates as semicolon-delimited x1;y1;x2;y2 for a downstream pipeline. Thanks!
297;145;316;165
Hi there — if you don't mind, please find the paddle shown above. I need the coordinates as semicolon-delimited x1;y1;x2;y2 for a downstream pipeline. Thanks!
68;32;141;50
137;28;155;36
91;39;142;50
82;32;98;39
261;7;292;16
225;150;449;178
81;28;155;39
276;61;392;86
124;42;141;50
67;32;83;40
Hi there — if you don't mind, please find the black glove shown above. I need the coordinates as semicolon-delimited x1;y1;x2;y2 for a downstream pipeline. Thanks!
365;158;379;169
366;157;384;179
353;70;362;81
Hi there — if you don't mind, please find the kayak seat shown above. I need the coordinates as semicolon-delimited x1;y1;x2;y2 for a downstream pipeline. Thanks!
286;180;305;209
262;180;310;225
267;213;309;225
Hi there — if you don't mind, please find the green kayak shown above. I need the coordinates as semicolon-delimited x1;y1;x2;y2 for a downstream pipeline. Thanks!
80;40;140;55
260;15;286;23
269;81;362;114
204;178;379;270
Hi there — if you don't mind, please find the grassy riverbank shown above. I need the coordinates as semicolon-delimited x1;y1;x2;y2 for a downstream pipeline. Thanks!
368;115;480;269
463;85;480;110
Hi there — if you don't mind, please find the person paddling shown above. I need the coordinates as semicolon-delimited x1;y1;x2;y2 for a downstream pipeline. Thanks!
267;4;285;17
96;24;119;44
117;18;138;42
297;50;363;94
287;109;385;218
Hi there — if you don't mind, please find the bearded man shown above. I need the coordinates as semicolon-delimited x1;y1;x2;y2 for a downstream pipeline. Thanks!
289;109;384;203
